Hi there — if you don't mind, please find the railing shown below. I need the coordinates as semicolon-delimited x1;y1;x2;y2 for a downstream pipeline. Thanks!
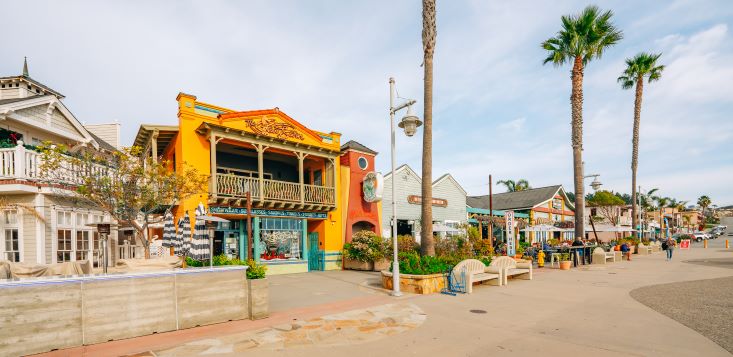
217;174;259;198
215;173;335;206
304;183;335;205
263;178;300;202
0;144;108;186
117;243;145;260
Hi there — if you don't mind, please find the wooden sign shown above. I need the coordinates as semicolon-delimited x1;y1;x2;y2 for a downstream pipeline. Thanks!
407;195;448;207
505;210;516;256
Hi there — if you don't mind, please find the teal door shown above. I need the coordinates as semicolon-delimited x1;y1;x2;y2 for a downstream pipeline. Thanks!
308;232;324;271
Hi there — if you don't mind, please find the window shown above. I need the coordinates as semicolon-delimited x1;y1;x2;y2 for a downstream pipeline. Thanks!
1;210;20;262
259;218;302;261
57;229;72;262
357;157;368;170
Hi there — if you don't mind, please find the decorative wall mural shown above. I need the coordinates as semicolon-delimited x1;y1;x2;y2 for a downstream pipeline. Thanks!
245;117;304;140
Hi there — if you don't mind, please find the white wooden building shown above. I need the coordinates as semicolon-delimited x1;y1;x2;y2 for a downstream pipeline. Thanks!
381;164;467;241
0;59;119;266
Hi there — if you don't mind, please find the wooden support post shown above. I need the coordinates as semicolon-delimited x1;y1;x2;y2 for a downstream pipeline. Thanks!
247;191;253;260
255;144;268;201
209;134;217;200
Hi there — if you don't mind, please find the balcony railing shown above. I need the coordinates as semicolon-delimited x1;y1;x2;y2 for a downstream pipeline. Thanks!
216;173;335;206
0;144;108;186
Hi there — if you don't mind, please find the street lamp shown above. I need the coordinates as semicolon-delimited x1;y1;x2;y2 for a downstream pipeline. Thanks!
389;77;421;297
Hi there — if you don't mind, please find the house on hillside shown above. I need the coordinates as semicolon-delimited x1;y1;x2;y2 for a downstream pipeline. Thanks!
0;59;118;266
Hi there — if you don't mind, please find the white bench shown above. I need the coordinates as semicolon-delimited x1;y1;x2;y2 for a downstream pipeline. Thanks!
487;256;532;286
453;259;501;293
591;247;615;264
637;243;652;255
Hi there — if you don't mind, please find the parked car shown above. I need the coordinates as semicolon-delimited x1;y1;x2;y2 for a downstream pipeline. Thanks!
691;232;708;242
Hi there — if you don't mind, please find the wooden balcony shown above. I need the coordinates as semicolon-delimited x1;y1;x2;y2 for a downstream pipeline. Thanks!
0;144;108;190
215;173;335;210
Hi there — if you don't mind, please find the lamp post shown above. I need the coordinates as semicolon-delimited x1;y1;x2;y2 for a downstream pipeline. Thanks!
88;222;114;274
389;77;422;297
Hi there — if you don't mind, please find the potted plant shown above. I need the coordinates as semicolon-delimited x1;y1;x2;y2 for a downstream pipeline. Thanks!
246;259;268;320
559;253;572;270
343;231;387;271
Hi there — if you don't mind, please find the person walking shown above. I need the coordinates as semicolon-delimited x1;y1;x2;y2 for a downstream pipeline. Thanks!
665;237;676;261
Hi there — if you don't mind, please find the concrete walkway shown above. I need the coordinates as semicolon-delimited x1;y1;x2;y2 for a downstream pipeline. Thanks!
35;243;733;357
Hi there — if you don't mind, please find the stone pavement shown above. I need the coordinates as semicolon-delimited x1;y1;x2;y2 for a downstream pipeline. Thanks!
153;303;426;355
36;242;733;357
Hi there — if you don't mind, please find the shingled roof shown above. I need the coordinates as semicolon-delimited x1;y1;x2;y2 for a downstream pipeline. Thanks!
340;140;377;155
467;185;574;211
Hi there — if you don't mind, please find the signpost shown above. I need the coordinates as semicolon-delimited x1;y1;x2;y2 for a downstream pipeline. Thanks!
505;210;515;256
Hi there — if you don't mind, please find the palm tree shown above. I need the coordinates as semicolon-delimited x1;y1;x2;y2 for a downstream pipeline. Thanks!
420;0;437;256
542;6;623;242
618;53;665;235
654;196;670;236
698;195;711;229
496;179;531;192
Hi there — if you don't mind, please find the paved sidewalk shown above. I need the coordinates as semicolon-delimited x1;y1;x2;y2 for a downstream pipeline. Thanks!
36;246;733;357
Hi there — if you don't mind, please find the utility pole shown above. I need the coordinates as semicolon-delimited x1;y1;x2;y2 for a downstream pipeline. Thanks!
489;174;494;248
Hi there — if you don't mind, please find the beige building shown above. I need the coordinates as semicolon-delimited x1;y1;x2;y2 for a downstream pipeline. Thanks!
0;60;119;266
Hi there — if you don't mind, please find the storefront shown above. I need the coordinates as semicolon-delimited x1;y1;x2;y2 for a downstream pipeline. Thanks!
134;93;345;274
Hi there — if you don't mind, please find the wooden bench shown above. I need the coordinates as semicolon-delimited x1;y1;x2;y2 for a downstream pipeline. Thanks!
488;256;532;286
591;247;615;264
453;259;501;293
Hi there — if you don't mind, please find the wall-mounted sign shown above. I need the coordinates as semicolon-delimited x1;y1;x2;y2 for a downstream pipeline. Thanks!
244;117;304;140
552;198;563;210
505;210;516;256
407;195;448;207
362;172;383;202
209;206;326;219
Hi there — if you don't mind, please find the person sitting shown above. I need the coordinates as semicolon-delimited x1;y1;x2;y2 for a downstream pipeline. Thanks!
620;242;631;261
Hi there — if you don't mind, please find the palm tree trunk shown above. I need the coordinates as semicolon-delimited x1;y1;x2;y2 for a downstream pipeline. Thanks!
631;77;644;235
420;0;436;256
571;56;585;242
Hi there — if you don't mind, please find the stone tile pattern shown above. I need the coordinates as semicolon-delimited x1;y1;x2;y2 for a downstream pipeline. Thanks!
155;303;426;355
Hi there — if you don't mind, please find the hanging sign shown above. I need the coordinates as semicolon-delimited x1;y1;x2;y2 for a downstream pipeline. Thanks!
407;195;448;207
362;172;384;202
209;206;327;219
506;210;516;256
680;239;691;249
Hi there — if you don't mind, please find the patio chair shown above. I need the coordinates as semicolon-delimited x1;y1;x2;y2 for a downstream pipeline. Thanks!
592;247;615;264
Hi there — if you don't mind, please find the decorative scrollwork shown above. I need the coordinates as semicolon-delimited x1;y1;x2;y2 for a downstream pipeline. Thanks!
245;117;304;140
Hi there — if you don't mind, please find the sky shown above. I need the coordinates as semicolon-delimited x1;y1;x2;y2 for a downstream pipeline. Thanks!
2;0;732;206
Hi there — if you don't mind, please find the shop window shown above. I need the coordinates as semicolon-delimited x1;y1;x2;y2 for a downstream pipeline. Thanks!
259;218;302;261
76;230;91;261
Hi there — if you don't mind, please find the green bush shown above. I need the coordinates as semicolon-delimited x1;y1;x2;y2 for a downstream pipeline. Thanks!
343;231;386;262
246;259;267;279
392;252;450;275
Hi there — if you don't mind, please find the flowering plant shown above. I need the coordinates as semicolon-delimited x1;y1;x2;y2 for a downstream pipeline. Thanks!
343;230;386;262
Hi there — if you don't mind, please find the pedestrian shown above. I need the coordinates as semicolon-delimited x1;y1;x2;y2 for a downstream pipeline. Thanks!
665;237;676;261
621;241;631;261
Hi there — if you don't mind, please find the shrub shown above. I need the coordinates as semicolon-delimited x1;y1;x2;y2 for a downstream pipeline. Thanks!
246;259;267;279
343;231;386;262
397;235;419;253
393;251;451;275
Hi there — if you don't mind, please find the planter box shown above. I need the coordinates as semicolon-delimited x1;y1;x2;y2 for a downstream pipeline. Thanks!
381;271;445;295
247;278;269;320
372;259;390;272
344;258;373;271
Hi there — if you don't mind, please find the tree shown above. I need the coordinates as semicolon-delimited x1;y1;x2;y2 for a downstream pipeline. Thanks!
653;196;671;234
542;6;623;242
698;195;711;229
420;0;437;256
496;179;531;192
618;52;665;235
586;190;625;225
39;145;209;258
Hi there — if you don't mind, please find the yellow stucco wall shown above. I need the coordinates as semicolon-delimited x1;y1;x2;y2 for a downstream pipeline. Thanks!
172;93;344;267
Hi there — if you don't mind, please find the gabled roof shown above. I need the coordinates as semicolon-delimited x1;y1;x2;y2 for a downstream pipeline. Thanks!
0;94;96;148
86;131;117;152
0;75;64;99
340;140;377;155
383;164;467;193
433;173;467;195
218;108;325;144
467;185;575;211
